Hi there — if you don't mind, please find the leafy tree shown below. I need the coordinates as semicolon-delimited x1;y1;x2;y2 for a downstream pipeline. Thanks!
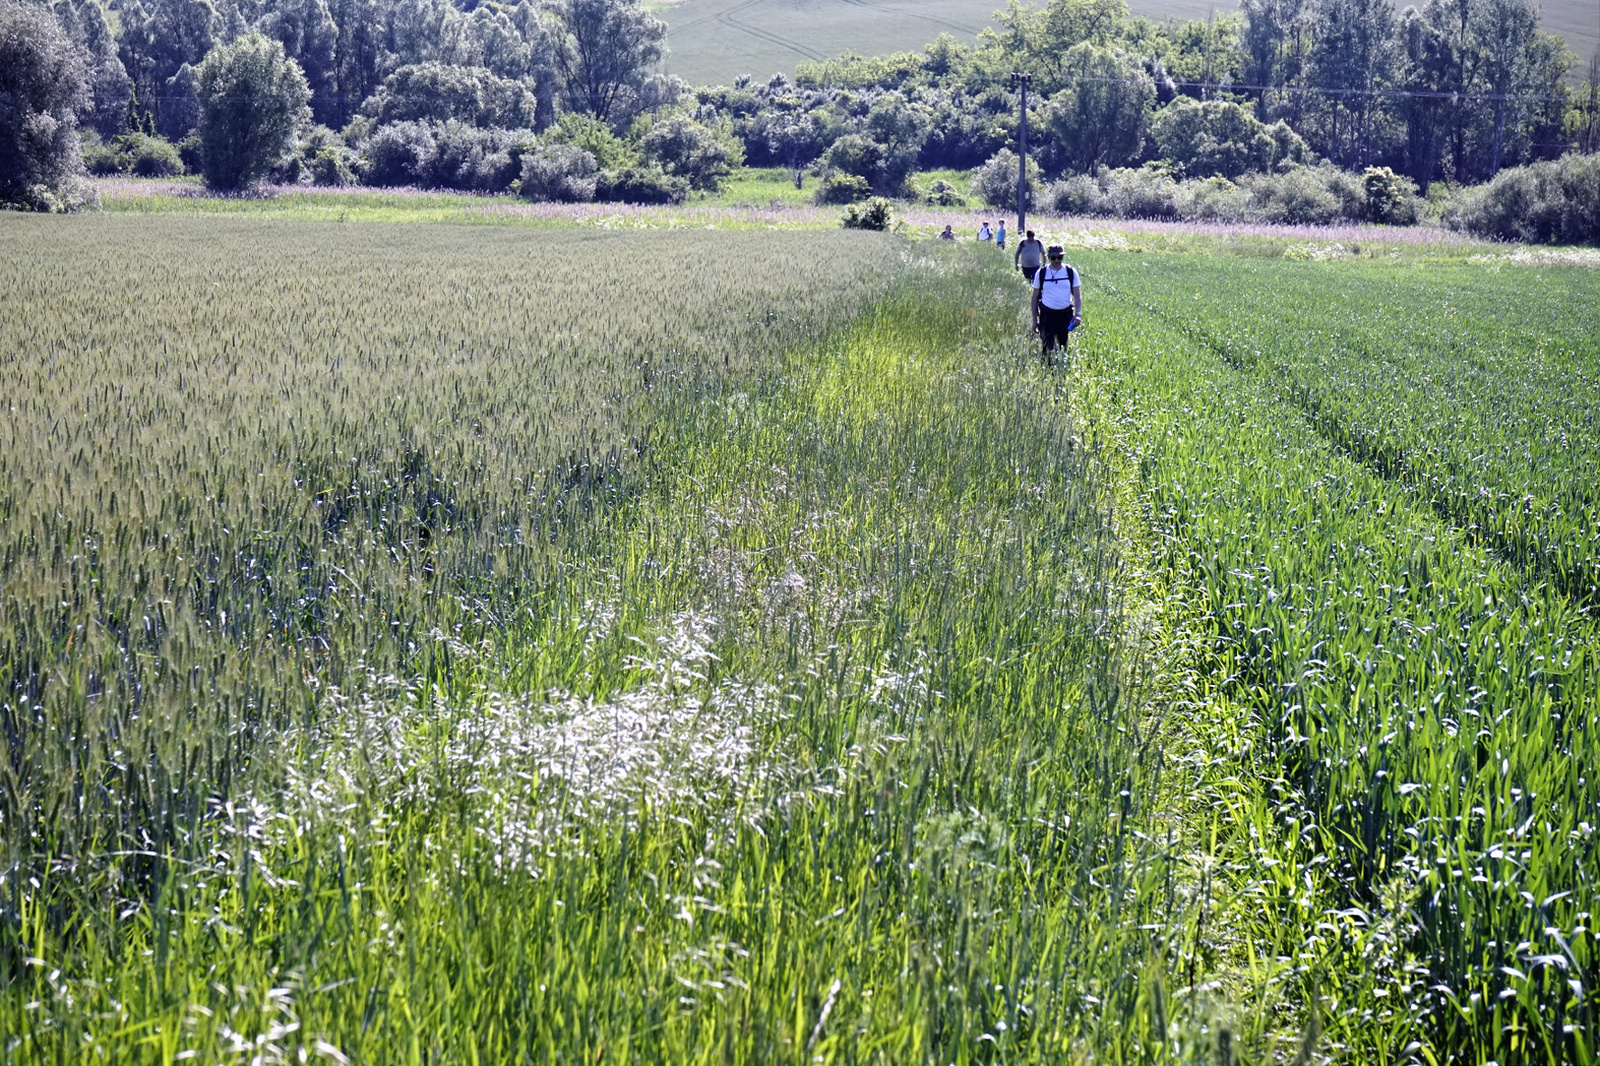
1307;0;1398;166
1;0;95;209
863;91;932;192
549;0;665;123
362;61;536;127
118;0;218;138
321;0;380;128
546;111;636;167
1471;0;1537;173
639;113;740;190
1397;0;1456;184
260;0;339;125
1151;97;1309;178
51;0;132;136
1240;0;1313;124
195;30;310;189
970;147;1041;209
1575;50;1600;155
991;0;1128;91
821;132;885;187
765;110;821;188
1044;43;1154;171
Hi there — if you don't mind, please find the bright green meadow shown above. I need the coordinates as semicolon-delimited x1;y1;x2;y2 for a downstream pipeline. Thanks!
2;211;1600;1064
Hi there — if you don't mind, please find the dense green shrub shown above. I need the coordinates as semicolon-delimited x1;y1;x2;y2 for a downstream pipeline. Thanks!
970;148;1040;210
918;177;966;206
519;142;599;202
814;172;870;204
358;120;530;191
1361;165;1419;223
821;133;885;187
82;130;185;177
1454;153;1600;244
310;145;355;185
176;134;202;173
79;129;123;174
1177;175;1252;220
545;113;638;169
595;164;687;203
1;0;95;210
1242;164;1362;224
195;32;311;191
360;120;435;186
840;195;894;229
125;131;184;176
640;113;741;191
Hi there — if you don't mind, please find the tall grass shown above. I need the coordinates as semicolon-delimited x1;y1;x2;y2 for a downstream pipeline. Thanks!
2;222;1221;1062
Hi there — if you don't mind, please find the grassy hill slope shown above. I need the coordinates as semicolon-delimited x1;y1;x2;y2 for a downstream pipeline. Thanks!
659;0;1598;88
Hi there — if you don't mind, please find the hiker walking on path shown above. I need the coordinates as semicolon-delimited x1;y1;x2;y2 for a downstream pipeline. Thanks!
977;220;993;242
1014;230;1045;283
996;220;1007;249
1031;244;1081;368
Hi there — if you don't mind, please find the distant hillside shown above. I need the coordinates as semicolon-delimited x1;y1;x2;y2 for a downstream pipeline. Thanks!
659;0;1599;89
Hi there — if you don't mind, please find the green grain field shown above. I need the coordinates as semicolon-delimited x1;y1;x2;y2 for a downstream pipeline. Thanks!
3;208;1600;1064
659;0;1600;88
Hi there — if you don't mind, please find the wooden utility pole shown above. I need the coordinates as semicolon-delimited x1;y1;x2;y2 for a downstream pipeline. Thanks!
1011;72;1031;235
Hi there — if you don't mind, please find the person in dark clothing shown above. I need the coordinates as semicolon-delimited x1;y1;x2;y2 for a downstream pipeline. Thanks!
1030;245;1081;367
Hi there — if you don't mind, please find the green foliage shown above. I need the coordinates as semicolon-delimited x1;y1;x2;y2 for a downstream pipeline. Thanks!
1151;97;1309;179
1361;164;1419;221
0;0;94;210
1043;43;1154;172
195;30;311;190
639;113;742;191
361;61;538;129
839;194;895;228
83;130;186;176
821;132;884;186
794;48;927;90
595;163;687;203
970;146;1041;209
549;0;666;122
546;111;638;169
813;171;870;204
1455;151;1600;243
918;176;967;205
309;143;355;185
517;141;598;200
116;0;218;139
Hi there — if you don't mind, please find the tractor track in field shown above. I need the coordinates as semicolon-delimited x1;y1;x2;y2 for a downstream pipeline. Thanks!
834;0;986;37
668;0;824;61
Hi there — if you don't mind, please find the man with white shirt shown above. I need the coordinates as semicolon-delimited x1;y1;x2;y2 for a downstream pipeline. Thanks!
1030;245;1081;367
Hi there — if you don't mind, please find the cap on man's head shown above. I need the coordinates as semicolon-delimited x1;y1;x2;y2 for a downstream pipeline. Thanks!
1046;245;1064;256
1025;230;1034;237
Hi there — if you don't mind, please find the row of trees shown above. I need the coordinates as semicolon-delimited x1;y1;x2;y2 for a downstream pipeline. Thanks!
4;0;1599;208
